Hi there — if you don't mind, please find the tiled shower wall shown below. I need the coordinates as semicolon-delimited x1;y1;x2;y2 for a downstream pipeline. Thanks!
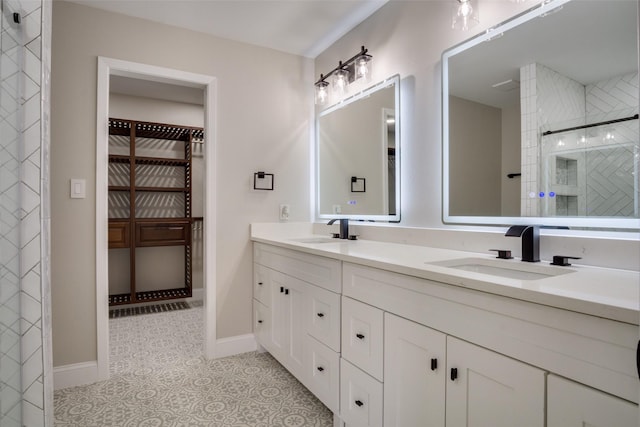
520;62;639;218
0;0;51;426
519;63;585;216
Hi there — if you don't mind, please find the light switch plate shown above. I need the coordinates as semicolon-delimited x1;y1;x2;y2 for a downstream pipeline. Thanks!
70;179;86;199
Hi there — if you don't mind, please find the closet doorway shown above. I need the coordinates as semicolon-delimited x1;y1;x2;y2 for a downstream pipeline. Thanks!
96;57;217;381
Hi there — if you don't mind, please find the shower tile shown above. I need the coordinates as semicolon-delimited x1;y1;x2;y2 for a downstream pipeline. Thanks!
22;119;40;158
24;47;41;88
21;347;43;391
22;154;40;191
22;89;40;130
19;292;40;326
21;323;41;361
22;399;45;427
22;7;41;45
19;181;40;216
21;270;41;301
26;37;40;60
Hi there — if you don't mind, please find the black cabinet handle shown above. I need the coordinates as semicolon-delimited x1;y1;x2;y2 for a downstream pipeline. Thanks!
636;339;639;379
317;366;324;372
285;288;289;295
430;358;437;371
257;320;263;324
450;368;458;381
356;333;365;340
317;313;325;318
257;281;263;286
280;286;284;293
355;400;364;407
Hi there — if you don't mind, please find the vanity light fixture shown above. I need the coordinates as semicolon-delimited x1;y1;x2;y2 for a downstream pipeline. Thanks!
314;46;372;105
452;0;479;31
333;63;350;96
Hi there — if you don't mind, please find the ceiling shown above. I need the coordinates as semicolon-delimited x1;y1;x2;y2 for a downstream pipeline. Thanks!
68;0;388;58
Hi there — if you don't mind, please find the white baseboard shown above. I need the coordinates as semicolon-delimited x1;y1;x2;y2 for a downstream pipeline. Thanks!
53;361;99;390
53;332;255;390
215;333;257;358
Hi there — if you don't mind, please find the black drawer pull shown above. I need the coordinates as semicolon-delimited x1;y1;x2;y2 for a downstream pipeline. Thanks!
257;320;263;324
285;288;289;295
258;282;263;286
280;286;284;293
355;400;364;407
636;339;639;379
430;358;437;371
450;368;458;381
317;366;324;372
356;333;365;340
317;313;325;318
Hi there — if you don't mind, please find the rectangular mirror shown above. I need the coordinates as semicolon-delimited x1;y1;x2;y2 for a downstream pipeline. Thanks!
317;75;400;221
442;0;639;229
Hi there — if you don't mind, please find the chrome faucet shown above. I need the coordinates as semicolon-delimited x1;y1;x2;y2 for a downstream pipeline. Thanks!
327;218;349;239
505;225;540;262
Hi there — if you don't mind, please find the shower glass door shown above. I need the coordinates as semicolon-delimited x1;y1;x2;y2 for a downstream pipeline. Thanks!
1;1;23;425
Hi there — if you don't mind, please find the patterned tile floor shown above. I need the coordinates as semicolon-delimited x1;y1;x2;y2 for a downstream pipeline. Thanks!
54;304;333;426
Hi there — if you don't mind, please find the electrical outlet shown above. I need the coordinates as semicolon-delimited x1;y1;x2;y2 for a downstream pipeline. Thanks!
332;204;341;214
279;204;290;221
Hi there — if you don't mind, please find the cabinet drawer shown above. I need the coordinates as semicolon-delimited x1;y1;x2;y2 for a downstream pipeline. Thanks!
253;264;271;306
340;358;383;427
135;221;191;247
253;299;271;348
304;335;340;413
108;221;130;248
306;284;341;351
254;243;341;293
547;375;638;427
342;297;384;381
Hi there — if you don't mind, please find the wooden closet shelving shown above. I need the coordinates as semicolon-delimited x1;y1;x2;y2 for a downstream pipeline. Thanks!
107;118;203;306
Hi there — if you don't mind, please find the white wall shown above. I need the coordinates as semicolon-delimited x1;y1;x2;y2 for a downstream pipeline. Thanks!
449;95;502;216
51;1;312;367
315;1;639;270
315;0;534;227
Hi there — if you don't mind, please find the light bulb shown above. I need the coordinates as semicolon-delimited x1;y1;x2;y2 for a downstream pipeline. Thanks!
333;68;350;96
355;54;372;81
314;80;329;105
452;0;479;31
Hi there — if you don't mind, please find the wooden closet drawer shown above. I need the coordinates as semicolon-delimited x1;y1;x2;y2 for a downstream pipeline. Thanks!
108;221;130;248
135;221;191;247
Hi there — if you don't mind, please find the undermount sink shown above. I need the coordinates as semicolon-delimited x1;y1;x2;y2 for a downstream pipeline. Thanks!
290;237;340;244
428;257;575;281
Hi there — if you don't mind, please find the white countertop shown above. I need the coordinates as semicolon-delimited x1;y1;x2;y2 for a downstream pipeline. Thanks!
251;224;640;325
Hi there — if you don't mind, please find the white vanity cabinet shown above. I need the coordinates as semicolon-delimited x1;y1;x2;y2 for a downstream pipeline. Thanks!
253;243;342;413
384;313;545;427
547;374;638;426
252;240;638;427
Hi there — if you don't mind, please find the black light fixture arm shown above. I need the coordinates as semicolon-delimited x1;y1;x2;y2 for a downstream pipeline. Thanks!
315;46;369;85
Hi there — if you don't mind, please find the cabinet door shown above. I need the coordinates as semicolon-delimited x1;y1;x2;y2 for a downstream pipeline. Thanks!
304;335;340;413
340;358;383;427
283;274;307;379
384;313;446;427
253;299;270;348
446;337;545;427
306;283;341;351
341;297;384;381
268;270;289;360
547;374;638;427
253;263;271;306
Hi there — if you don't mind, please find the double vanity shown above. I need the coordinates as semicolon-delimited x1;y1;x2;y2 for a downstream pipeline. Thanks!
251;223;639;427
